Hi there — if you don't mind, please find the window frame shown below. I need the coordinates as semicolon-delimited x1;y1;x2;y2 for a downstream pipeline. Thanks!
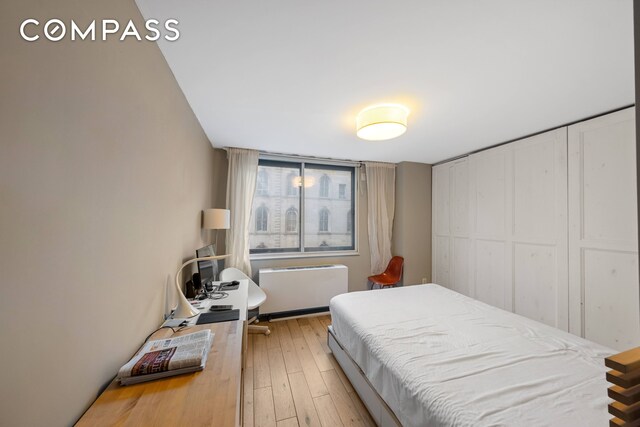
250;157;358;259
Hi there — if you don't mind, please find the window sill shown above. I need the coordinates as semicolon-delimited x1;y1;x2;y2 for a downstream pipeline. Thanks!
250;250;359;261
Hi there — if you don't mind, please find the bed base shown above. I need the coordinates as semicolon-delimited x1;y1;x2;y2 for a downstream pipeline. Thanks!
327;326;402;427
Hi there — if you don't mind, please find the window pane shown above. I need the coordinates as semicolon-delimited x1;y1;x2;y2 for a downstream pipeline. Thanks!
304;164;355;251
250;161;301;253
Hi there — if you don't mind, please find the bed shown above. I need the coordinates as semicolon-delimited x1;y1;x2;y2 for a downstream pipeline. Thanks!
328;284;614;427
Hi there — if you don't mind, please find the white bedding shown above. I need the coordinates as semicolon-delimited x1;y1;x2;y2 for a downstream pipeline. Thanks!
329;284;614;427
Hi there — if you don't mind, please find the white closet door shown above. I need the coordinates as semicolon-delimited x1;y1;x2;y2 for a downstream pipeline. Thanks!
510;129;568;330
432;163;451;286
469;146;511;310
432;158;470;295
568;107;638;350
469;129;568;327
450;159;471;296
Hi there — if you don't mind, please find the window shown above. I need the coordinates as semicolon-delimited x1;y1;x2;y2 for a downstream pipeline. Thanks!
257;170;269;196
319;174;330;198
319;208;330;232
338;184;346;199
249;159;356;255
286;172;298;196
255;205;268;231
285;207;298;232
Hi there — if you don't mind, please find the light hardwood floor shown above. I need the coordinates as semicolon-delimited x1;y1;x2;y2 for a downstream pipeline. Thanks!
244;314;375;427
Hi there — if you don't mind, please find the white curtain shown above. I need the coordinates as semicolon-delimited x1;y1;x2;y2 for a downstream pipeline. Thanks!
226;148;259;276
364;162;396;274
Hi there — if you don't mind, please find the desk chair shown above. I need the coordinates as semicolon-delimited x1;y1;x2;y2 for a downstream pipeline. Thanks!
219;267;270;335
368;256;404;289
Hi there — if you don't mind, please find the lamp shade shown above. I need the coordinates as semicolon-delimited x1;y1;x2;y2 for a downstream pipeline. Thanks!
356;104;410;141
203;209;230;230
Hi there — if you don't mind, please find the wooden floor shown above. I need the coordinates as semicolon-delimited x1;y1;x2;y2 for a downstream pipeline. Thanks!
243;314;375;427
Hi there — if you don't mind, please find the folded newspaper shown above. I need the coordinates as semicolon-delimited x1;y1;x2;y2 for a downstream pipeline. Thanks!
117;329;214;385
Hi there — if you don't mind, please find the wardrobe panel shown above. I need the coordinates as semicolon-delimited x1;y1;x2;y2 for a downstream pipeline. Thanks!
432;159;470;293
568;107;638;348
452;162;469;237
510;128;568;330
513;243;557;327
474;152;507;240
513;139;557;242
582;125;636;243
433;165;450;236
583;249;639;350
452;237;470;296
434;235;450;286
475;239;507;309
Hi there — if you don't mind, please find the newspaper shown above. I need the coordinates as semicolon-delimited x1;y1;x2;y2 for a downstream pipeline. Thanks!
117;329;214;385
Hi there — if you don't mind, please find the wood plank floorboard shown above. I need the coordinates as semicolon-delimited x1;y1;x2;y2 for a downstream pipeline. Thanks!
246;316;374;427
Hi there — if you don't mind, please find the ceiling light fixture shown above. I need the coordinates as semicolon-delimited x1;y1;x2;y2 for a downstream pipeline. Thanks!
356;104;410;141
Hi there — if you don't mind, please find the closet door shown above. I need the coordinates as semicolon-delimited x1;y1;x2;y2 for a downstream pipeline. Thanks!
469;146;511;310
568;107;638;350
469;128;568;327
432;163;451;286
432;158;470;295
510;129;568;330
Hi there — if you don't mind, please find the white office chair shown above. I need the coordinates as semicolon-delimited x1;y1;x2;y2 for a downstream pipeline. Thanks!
219;267;270;335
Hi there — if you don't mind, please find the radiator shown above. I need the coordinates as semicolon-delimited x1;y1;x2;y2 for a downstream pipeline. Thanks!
258;264;348;315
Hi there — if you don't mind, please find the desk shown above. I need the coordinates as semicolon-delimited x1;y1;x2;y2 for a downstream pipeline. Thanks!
76;281;249;426
173;279;249;326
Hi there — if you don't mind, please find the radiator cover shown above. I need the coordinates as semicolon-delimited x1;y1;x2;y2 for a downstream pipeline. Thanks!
258;264;348;315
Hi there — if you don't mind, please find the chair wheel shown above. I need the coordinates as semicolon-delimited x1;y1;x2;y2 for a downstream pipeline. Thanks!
265;330;271;335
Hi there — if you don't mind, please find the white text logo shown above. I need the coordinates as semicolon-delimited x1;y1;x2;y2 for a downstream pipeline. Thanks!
20;19;180;42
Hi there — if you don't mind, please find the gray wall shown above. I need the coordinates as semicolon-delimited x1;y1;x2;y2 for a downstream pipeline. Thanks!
392;162;433;285
0;1;218;425
635;0;640;322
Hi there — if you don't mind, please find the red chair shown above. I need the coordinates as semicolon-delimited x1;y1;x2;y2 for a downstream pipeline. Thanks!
368;256;404;289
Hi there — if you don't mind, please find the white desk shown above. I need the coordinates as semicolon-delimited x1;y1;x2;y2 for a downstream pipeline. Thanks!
165;279;249;326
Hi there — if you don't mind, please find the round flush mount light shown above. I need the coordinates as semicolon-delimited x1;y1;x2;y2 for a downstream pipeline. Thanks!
356;104;410;141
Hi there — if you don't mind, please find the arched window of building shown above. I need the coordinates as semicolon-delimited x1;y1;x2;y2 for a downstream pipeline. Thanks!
287;172;298;196
257;170;269;196
319;174;330;198
285;207;298;232
347;210;353;232
255;205;268;231
319;208;330;232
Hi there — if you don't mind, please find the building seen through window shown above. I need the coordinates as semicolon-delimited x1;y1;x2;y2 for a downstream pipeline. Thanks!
249;159;356;254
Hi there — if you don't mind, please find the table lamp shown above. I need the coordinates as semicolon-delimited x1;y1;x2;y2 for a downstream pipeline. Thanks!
203;209;230;252
173;254;231;318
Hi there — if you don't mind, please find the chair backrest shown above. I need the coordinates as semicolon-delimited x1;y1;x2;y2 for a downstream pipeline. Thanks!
385;256;404;280
219;267;267;310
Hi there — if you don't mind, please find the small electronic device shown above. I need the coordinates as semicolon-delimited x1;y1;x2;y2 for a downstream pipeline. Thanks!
219;280;240;290
196;244;220;288
209;305;233;312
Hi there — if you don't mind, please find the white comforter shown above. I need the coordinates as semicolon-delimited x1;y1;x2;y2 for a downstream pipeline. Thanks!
330;284;614;427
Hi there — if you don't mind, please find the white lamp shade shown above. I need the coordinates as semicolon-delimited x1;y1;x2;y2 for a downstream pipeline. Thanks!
203;209;230;230
356;104;410;141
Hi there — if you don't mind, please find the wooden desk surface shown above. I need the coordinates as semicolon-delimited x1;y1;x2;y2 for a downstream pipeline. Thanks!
76;321;243;427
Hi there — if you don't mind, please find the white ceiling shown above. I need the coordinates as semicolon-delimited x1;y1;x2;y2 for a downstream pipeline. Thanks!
136;0;634;164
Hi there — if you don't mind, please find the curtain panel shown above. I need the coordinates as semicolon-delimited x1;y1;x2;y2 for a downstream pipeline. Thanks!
364;162;396;274
225;148;259;276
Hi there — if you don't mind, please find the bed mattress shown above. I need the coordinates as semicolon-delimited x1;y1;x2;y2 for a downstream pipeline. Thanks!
329;284;614;427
